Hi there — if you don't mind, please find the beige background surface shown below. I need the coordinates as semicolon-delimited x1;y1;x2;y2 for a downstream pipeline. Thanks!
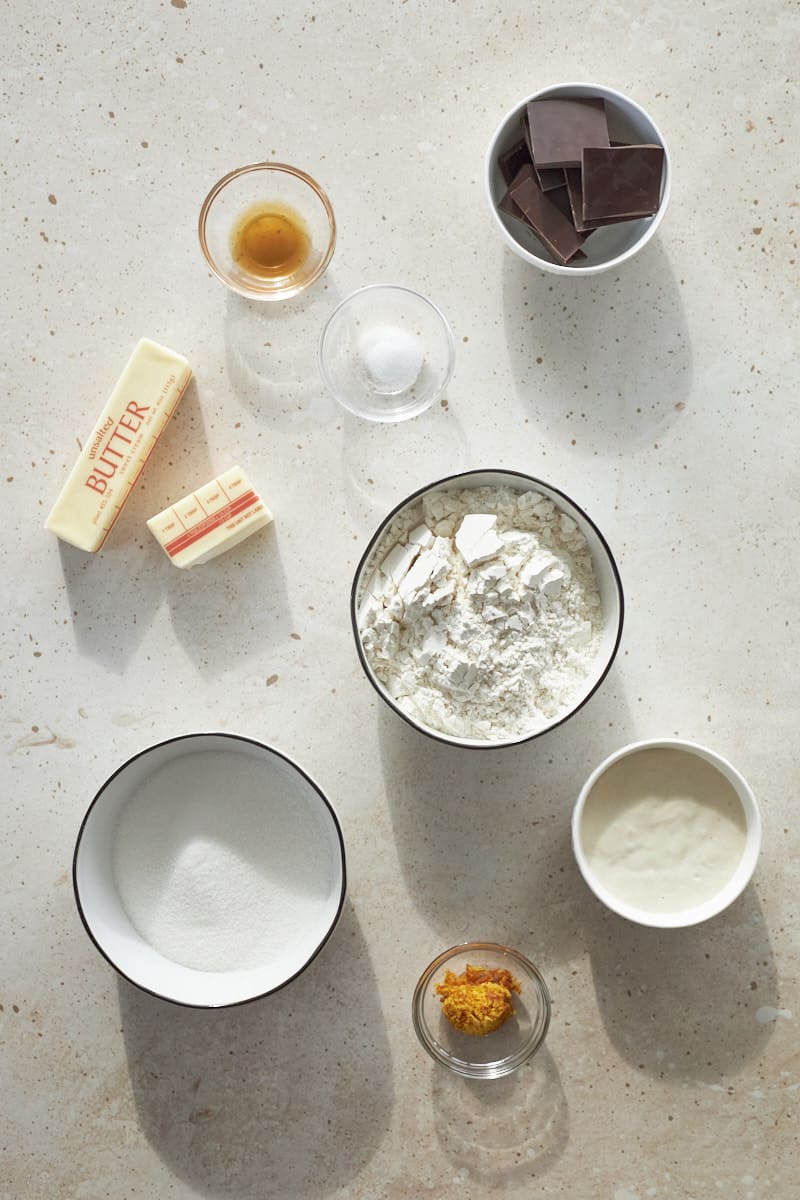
1;1;798;1197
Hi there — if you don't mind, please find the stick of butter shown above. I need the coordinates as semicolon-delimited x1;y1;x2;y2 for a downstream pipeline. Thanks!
146;466;273;568
46;338;192;552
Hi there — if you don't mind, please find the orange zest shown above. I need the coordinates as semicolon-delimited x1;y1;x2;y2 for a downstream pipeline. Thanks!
435;963;521;1036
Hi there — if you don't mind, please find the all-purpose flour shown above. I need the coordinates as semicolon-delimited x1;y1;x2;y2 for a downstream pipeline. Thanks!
112;751;334;972
358;487;604;739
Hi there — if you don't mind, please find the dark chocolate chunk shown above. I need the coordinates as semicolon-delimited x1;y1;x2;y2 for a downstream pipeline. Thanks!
519;115;563;190
536;165;566;192
499;165;537;224
552;190;594;255
509;165;585;264
564;167;651;232
498;139;531;186
499;182;588;263
498;185;524;221
502;179;576;227
582;144;664;221
527;97;610;168
547;184;576;224
563;167;585;228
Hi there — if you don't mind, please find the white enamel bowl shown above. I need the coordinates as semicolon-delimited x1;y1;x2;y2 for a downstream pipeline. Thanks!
351;468;624;749
485;82;671;276
572;738;761;928
73;733;346;1007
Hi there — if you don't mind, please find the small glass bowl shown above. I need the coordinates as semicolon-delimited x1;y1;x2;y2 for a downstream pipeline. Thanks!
198;162;336;301
412;942;551;1079
318;284;455;422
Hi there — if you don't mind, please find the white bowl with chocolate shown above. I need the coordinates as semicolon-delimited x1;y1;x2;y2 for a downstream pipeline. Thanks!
485;83;671;275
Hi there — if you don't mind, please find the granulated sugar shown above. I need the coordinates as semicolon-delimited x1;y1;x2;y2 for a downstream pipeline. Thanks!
358;486;604;740
112;751;334;972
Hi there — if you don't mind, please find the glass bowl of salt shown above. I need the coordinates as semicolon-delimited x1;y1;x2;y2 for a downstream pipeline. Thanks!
318;284;455;422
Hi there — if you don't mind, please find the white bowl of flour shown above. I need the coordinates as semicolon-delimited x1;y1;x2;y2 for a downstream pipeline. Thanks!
73;734;346;1006
351;469;623;748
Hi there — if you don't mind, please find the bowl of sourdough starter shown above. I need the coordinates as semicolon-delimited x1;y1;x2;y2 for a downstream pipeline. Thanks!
351;469;623;748
73;733;346;1007
572;739;761;927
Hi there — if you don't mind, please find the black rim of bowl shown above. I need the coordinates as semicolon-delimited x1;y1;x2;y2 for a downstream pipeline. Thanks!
72;731;347;1009
350;467;625;749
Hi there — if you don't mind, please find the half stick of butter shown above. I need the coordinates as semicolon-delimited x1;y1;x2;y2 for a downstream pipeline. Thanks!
147;466;273;568
46;338;192;552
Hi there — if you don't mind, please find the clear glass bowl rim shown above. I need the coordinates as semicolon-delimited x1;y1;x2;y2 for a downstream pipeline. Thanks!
197;160;336;299
317;283;457;418
412;940;552;1078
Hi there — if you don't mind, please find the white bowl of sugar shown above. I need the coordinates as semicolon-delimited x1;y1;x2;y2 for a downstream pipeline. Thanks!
73;733;346;1007
572;739;761;928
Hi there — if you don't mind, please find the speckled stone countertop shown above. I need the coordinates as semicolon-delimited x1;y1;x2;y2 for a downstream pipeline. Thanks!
2;2;798;1198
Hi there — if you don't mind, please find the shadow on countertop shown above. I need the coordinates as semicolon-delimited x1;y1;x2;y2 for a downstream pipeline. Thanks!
59;372;293;683
584;885;779;1083
59;379;212;674
379;670;778;1083
118;902;393;1200
161;518;293;681
432;1045;569;1182
378;663;636;967
339;400;470;536
224;272;342;430
502;236;693;455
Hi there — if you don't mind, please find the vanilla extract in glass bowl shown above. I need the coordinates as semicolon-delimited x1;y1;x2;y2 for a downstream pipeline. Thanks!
230;202;311;281
198;162;336;301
